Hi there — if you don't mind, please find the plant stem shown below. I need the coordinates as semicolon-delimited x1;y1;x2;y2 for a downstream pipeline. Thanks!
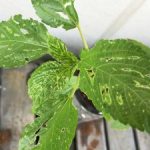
77;24;89;50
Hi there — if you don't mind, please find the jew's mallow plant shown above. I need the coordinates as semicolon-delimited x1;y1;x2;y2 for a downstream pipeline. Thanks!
0;0;150;149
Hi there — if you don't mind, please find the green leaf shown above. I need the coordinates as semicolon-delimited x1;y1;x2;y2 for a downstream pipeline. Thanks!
48;35;78;64
37;100;77;150
19;98;77;150
0;15;78;68
31;0;79;30
0;15;49;68
102;111;129;129
28;60;78;113
19;61;79;150
79;39;150;132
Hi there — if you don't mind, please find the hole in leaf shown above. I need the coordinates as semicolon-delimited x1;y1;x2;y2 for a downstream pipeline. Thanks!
91;74;95;78
106;57;112;62
25;58;29;62
75;90;100;114
99;84;112;105
34;136;40;145
61;128;65;133
106;88;109;93
101;88;109;95
102;89;105;95
86;68;95;79
87;69;92;73
34;128;40;145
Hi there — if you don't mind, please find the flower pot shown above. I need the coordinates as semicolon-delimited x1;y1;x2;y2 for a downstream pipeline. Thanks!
74;90;102;123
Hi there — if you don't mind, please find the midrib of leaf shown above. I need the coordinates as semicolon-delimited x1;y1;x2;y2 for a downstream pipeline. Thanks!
81;50;147;61
83;61;148;72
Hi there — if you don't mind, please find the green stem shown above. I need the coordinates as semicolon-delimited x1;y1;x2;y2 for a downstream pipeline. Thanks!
77;24;89;50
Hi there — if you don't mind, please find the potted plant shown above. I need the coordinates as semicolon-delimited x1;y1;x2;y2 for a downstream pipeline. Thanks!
0;0;150;150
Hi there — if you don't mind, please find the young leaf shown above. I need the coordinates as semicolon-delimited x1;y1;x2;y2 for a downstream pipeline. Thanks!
19;61;79;150
48;35;78;64
0;15;49;68
31;0;79;30
79;39;150;132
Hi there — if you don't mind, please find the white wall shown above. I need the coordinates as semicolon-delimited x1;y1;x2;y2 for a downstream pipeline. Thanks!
0;0;150;54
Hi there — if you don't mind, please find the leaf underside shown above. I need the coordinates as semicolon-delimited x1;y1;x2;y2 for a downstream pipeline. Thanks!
0;15;49;68
31;0;79;30
79;39;150;132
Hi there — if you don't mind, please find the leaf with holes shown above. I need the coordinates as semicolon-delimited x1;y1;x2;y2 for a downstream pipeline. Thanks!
0;15;49;68
19;61;79;150
31;0;79;30
79;39;150;132
28;61;78;113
